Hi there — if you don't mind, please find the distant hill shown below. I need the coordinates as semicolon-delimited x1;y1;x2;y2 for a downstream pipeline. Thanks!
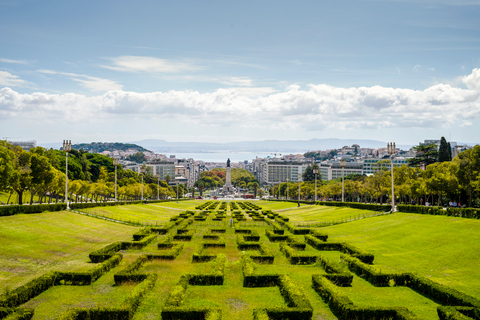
132;138;413;153
72;142;150;153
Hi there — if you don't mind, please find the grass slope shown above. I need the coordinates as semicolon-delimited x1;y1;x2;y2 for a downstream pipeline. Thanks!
317;211;480;298
0;211;136;289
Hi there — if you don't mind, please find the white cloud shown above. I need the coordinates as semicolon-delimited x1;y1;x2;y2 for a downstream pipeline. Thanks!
102;56;202;73
462;67;480;90
0;58;30;65
0;70;27;87
38;69;123;92
2;68;480;132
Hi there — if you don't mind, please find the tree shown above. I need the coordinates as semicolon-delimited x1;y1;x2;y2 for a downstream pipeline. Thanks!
438;137;451;162
0;141;16;193
248;181;260;198
408;143;438;168
9;146;32;205
302;164;321;182
454;146;480;207
126;152;146;163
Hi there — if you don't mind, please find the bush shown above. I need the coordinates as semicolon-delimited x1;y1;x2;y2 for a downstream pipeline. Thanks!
0;271;59;308
398;205;480;219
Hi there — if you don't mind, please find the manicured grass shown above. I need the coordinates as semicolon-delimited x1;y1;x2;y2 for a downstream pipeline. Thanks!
0;211;136;289
79;203;186;225
322;212;480;298
255;200;300;211
2;201;480;320
271;204;383;224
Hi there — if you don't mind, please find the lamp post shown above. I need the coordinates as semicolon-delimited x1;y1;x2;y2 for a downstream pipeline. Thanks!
157;177;160;200
278;182;281;200
313;166;319;202
113;158;119;202
387;142;396;212
286;178;289;201
298;173;301;206
340;159;346;202
63;140;71;210
139;166;145;201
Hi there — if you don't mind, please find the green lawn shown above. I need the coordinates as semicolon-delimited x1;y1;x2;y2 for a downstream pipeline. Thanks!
0;211;137;289
321;212;480;298
79;201;201;225
268;204;383;224
2;201;480;319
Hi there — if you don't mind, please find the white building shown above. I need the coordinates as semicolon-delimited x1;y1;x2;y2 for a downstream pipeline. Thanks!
318;162;363;181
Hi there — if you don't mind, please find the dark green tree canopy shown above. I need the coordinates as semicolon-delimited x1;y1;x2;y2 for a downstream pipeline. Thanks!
302;164;321;182
438;137;452;162
407;143;438;168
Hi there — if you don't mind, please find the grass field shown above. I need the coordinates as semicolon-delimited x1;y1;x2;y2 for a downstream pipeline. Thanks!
0;211;136;290
78;201;201;225
1;200;479;319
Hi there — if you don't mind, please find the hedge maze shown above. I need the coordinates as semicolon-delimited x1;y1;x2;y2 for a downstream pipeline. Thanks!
1;201;480;319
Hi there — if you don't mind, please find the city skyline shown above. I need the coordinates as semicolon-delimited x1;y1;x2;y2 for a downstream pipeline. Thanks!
1;0;480;145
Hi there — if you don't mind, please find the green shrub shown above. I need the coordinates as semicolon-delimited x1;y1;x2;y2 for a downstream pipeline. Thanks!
0;271;59;308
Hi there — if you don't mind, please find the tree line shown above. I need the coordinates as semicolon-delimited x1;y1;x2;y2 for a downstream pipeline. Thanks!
271;143;480;207
0;141;181;205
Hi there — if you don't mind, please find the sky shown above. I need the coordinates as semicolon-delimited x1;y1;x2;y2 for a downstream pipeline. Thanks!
1;0;480;146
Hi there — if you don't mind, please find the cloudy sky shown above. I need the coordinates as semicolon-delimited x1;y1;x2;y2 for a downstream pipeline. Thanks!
1;0;480;146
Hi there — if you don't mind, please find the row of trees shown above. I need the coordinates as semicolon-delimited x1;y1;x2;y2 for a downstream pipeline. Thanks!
0;141;182;205
270;145;480;207
194;168;260;197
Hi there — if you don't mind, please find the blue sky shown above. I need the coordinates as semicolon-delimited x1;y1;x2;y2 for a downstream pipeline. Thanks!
1;0;480;146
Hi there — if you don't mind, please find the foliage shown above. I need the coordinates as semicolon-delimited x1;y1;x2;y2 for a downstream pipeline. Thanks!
72;142;149;153
408;143;438;168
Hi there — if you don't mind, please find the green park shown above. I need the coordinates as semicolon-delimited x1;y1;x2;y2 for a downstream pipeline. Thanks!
1;140;480;319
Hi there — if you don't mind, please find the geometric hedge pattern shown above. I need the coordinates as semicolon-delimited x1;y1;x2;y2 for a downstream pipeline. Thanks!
1;201;479;320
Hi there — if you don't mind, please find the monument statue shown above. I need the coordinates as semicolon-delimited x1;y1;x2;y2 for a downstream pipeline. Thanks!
223;158;234;196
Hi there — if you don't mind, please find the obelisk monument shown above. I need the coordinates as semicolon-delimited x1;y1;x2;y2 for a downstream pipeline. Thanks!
223;158;235;195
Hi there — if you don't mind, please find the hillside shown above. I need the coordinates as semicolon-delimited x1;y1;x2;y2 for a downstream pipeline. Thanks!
72;142;150;153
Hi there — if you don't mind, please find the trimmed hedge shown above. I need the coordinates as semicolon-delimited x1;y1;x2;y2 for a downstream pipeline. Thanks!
342;254;480;308
59;254;122;285
398;205;480;219
265;230;289;242
312;275;418;320
59;273;157;320
305;235;374;264
0;203;66;216
162;256;225;320
316;201;392;212
341;254;408;287
0;308;34;320
280;243;317;265
437;306;480;320
0;271;59;308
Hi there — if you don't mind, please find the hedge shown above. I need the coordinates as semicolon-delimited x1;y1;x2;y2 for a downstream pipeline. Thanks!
58;274;157;320
407;275;480;308
398;205;480;219
265;230;289;242
341;254;408;287
305;236;375;264
0;203;66;217
0;271;59;308
59;254;122;285
341;254;480;308
437;306;480;320
316;201;392;212
317;254;353;287
312;275;418;320
280;243;317;265
0;308;34;320
162;256;225;320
